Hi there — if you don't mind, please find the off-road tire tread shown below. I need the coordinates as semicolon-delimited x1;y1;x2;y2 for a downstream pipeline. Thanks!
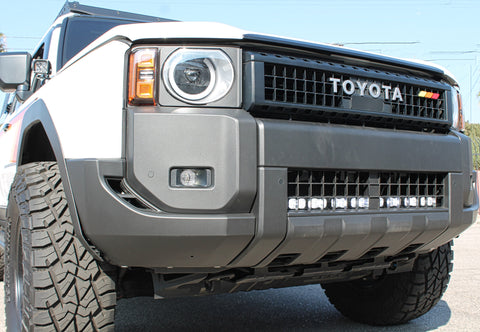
6;162;116;331
323;242;453;326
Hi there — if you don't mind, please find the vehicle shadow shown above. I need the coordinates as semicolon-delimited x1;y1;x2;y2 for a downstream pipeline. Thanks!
115;285;451;331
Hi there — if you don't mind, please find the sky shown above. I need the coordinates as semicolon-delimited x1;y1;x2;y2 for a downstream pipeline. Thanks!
1;0;479;122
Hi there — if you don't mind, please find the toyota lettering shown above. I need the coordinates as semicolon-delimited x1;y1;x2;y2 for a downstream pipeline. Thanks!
329;76;404;101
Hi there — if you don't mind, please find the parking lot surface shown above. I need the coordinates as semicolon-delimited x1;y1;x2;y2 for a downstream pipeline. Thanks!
0;222;478;331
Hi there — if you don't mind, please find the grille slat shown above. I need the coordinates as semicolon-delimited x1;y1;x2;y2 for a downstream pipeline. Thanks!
288;169;447;212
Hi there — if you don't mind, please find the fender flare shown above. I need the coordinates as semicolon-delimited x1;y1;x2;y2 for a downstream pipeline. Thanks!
17;98;103;261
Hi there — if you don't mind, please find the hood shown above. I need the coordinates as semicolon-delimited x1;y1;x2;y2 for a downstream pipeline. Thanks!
64;21;448;82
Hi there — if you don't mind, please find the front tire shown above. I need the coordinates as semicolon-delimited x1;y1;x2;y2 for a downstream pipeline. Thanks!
0;245;4;281
5;162;116;331
322;242;453;326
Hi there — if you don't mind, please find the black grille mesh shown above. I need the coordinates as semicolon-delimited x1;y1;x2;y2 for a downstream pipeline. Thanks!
264;63;446;121
287;169;447;211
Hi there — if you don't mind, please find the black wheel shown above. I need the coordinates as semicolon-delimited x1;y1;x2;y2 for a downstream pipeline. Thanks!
322;242;453;326
5;162;117;331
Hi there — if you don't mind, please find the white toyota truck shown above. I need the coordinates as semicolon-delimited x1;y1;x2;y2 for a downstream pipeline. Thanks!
0;2;476;331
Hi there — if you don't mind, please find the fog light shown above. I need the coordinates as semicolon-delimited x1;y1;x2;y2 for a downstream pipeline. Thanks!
171;168;212;188
181;170;197;186
427;196;436;207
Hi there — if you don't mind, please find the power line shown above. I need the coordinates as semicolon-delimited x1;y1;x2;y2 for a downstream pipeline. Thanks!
424;58;476;61
335;41;420;46
430;50;480;54
5;48;35;51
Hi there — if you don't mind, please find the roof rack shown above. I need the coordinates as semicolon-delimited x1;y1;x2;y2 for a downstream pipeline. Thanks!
56;1;176;23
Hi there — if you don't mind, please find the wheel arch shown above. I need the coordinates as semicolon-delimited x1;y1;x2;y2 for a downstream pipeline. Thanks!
16;99;103;261
18;121;56;166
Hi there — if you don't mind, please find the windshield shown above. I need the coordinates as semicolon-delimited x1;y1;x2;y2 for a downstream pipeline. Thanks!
62;16;136;67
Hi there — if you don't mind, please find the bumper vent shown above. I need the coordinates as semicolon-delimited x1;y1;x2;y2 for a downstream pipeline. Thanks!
287;169;447;212
105;178;158;211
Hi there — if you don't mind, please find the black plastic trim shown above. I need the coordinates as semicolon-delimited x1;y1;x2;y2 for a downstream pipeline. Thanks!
17;99;103;260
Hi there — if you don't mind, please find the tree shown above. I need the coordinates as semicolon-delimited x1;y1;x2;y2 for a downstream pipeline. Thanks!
0;33;5;52
465;122;480;169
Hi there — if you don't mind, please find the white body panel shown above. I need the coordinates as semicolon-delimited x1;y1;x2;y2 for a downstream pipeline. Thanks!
0;163;15;208
35;40;129;159
0;114;20;207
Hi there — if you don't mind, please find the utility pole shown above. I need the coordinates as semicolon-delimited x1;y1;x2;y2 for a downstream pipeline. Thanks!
471;64;473;122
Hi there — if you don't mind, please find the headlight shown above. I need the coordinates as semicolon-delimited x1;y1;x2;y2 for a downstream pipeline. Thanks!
451;86;465;132
162;49;234;104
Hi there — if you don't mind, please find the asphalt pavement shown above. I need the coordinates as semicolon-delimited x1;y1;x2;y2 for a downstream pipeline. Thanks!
0;222;478;331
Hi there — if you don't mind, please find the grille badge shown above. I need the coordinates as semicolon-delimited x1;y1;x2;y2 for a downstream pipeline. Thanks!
329;76;403;102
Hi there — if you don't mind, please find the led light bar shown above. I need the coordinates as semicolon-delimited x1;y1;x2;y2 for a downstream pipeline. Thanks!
288;196;440;211
287;197;370;211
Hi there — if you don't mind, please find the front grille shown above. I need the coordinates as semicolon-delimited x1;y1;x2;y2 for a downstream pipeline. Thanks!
264;63;446;120
287;169;447;212
244;52;451;132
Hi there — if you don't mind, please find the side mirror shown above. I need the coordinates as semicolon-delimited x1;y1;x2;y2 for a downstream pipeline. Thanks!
0;52;32;92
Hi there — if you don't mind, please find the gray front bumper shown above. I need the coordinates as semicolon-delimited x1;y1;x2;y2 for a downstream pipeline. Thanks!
66;110;477;270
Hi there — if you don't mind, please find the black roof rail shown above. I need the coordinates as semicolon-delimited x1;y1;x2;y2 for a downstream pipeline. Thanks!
56;1;176;22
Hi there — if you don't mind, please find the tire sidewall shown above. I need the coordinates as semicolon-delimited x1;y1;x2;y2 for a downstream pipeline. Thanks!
5;191;28;332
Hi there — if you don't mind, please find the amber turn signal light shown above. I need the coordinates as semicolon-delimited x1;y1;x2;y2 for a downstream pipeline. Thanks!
128;48;157;105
